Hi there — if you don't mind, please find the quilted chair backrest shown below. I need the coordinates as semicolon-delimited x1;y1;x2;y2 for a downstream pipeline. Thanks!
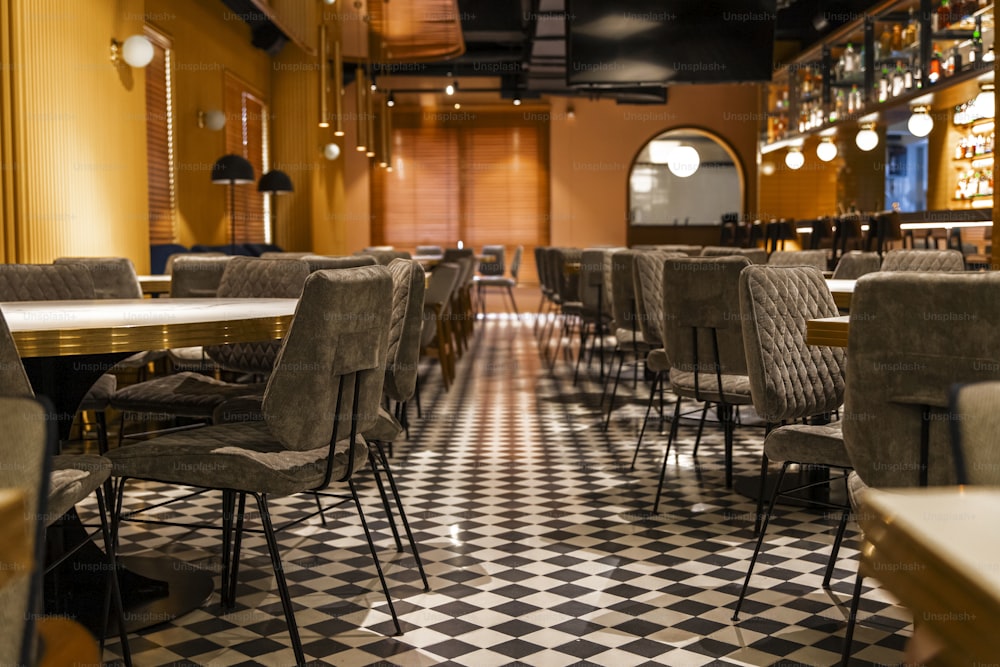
509;245;523;282
0;264;96;301
421;262;461;348
206;257;310;374
304;255;377;271
832;251;881;279
766;250;828;270
662;256;750;377
610;249;641;333
739;265;845;423
53;257;142;299
170;255;234;298
0;309;34;397
845;272;1000;489
634;250;684;348
949;381;1000;485
880;249;965;272
579;249;606;316
701;246;769;264
384;259;426;402
553;247;581;303
262;266;391;455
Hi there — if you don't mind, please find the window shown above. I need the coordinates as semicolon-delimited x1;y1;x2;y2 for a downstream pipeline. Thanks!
144;27;176;244
372;109;549;281
224;73;269;244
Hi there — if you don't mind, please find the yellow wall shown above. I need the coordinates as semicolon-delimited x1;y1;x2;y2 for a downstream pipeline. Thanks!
147;0;271;249
1;0;149;265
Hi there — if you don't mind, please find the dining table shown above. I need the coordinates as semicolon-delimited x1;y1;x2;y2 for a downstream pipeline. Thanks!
858;486;1000;665
137;274;171;296
1;297;298;635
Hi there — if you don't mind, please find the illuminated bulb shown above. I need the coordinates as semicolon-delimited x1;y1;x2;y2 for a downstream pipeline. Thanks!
785;148;805;170
907;106;934;137
323;143;341;160
667;145;700;178
454;102;461;109
386;94;395;108
513;97;521;106
761;161;776;176
445;82;455;95
855;124;879;151
121;35;154;67
816;138;838;162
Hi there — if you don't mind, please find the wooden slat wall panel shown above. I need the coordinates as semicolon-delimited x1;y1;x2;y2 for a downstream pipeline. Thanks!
145;28;175;245
371;109;549;284
758;149;839;221
6;0;149;265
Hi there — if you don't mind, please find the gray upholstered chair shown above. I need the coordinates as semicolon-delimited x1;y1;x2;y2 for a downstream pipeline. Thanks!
259;251;314;259
420;262;461;389
0;307;131;664
53;256;142;299
656;256;754;504
840;271;1000;663
542;247;582;370
630;250;686;467
655;244;703;256
700;246;769;264
766;249;828;270
601;249;649;431
879;248;965;272
165;255;235;371
831;251;881;279
165;251;225;275
355;249;412;265
478;244;506;276
107;266;395;665
949;381;1000;485
0;395;52;667
572;248;613;385
415;245;443;256
475;245;522;317
303;254;377;271
732;265;851;621
110;257;310;442
0;264;117;450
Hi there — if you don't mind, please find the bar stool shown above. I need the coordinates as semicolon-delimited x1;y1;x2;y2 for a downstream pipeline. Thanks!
864;210;901;257
831;214;864;263
765;218;796;253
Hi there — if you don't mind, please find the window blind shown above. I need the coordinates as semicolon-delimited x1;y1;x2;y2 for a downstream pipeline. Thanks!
224;73;268;244
144;28;175;245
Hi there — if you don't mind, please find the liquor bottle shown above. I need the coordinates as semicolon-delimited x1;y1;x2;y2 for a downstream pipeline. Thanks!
951;46;962;74
879;25;893;58
878;67;890;102
843;43;857;75
929;50;943;83
892;64;905;97
892;24;903;52
956;138;965;160
937;0;953;30
971;18;983;62
966;137;975;158
903;63;914;90
904;9;919;47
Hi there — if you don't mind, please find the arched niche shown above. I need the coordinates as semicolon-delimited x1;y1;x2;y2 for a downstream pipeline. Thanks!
628;128;745;227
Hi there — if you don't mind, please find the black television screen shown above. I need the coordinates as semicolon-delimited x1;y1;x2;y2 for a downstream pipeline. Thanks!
566;1;777;86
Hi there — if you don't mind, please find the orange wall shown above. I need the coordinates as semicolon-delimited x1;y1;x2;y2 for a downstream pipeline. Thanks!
549;85;762;248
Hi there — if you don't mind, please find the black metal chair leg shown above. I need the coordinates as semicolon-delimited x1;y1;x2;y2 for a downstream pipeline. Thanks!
97;489;132;667
572;321;589;386
602;351;625;431
824;508;850;589
253;493;307;666
227;492;247;608
723;404;735;488
631;373;660;469
691;402;710;457
348;480;402;634
220;490;235;608
368;448;404;552
413;375;422;419
733;463;788;621
753;452;770;536
505;286;519;316
653;398;683;513
840;569;865;666
372;440;430;591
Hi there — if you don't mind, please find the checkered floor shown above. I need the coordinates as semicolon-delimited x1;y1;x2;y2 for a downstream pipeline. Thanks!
87;312;911;666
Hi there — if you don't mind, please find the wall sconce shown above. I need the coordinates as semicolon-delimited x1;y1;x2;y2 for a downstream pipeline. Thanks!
110;35;154;68
386;93;395;108
784;146;805;170
907;105;934;137
566;105;575;119
197;109;226;131
445;80;456;96
323;143;341;160
855;122;879;151
816;136;838;162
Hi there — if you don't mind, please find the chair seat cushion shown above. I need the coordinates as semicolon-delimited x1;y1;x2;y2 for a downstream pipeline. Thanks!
48;455;112;525
615;328;648;347
110;372;265;418
364;406;403;443
106;422;368;496
846;470;868;512
78;373;117;412
763;420;852;468
475;276;515;288
670;370;754;404
167;346;217;372
646;348;669;373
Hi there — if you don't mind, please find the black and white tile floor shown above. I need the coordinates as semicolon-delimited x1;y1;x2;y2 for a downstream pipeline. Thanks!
92;315;910;666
